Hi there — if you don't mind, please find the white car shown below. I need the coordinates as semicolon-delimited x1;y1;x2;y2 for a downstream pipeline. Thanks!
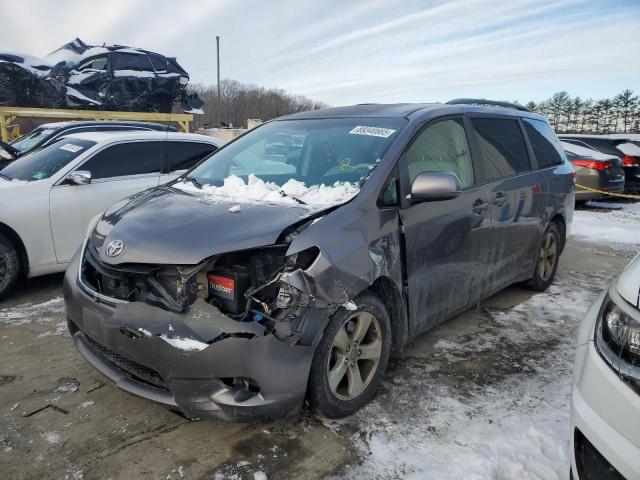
571;254;640;479
0;131;221;297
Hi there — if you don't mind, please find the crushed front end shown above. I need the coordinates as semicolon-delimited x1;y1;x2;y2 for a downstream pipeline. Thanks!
64;230;333;421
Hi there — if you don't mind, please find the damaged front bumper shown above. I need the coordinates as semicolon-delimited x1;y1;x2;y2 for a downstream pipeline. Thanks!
63;253;319;422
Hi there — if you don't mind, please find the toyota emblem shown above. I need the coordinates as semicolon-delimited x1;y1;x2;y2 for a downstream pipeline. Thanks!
105;240;125;257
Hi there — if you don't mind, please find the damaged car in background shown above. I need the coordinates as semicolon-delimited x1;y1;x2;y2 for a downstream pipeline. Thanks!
64;100;574;421
0;38;203;113
0;52;65;108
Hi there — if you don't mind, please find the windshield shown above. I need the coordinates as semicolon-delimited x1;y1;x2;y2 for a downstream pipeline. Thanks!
0;138;95;182
182;118;405;205
10;127;58;153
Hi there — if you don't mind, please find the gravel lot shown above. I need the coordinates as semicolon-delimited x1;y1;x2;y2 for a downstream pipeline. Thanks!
0;202;638;480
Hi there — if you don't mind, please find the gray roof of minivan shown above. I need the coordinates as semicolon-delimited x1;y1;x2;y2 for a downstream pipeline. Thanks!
278;103;545;121
278;104;439;120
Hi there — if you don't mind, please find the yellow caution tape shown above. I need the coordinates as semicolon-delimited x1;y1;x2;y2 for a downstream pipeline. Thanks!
575;183;640;199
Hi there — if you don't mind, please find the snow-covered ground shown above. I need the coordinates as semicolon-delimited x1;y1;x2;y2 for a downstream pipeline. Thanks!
571;201;640;250
327;272;607;480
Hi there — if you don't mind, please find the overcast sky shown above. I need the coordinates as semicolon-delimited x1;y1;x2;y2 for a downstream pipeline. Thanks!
3;0;639;105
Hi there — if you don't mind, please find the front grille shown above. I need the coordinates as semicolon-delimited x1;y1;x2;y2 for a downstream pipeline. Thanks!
574;428;627;480
81;242;158;302
83;334;168;390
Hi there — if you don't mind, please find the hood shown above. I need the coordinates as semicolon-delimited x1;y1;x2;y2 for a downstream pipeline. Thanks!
617;254;640;308
92;186;319;266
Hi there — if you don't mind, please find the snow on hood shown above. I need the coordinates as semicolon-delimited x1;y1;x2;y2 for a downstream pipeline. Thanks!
174;174;360;208
0;51;52;76
617;254;640;307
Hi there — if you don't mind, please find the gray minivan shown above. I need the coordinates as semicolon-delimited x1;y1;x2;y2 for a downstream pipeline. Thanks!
64;100;575;421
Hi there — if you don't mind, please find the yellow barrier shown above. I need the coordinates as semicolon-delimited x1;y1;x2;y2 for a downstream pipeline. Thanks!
575;183;640;200
0;106;193;142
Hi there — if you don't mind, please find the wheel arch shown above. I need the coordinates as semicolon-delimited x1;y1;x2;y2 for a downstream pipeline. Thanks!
367;276;408;352
0;222;28;276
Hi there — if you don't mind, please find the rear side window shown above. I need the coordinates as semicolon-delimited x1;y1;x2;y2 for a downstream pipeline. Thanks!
471;118;530;181
113;53;154;72
79;142;161;179
164;142;217;172
523;118;564;168
403;118;475;188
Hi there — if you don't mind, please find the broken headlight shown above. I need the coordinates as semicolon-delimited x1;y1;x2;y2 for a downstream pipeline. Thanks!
595;290;640;386
286;246;320;271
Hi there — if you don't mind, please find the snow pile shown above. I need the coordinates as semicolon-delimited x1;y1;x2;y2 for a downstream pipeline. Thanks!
0;298;64;326
572;201;640;250
332;272;605;480
159;335;209;352
174;174;360;208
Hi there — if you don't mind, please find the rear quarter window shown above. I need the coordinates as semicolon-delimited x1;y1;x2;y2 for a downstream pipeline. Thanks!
522;118;565;168
164;141;217;172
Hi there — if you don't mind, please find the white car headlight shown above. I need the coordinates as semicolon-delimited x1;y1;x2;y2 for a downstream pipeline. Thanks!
595;290;640;389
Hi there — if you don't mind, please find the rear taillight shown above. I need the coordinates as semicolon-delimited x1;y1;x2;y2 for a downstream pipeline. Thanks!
572;159;611;170
621;155;639;167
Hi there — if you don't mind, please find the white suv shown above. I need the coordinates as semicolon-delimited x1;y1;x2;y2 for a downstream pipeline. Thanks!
572;254;640;479
0;131;221;297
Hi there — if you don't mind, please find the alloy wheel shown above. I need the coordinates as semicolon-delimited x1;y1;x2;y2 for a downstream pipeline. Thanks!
538;231;557;282
327;311;382;401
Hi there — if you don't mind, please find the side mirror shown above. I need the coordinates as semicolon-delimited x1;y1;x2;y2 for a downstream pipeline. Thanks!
67;170;92;185
410;171;461;202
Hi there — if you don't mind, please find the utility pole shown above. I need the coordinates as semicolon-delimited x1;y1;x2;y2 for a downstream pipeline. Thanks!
216;36;221;126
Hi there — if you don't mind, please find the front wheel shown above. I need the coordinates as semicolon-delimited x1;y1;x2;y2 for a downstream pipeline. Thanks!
0;233;20;298
307;292;391;418
525;222;561;292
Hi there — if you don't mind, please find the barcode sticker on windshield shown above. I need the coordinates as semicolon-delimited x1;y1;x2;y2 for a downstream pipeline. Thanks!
59;143;83;153
349;126;396;138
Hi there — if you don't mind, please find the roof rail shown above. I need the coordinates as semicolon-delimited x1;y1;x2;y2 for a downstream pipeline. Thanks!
446;98;531;112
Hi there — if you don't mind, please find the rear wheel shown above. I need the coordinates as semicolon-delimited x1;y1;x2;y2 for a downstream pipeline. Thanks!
307;292;391;418
525;222;561;292
0;233;20;298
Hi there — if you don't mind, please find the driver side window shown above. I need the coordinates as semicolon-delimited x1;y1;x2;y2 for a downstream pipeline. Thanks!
403;118;474;188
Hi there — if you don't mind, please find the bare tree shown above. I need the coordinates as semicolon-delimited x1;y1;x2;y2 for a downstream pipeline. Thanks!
188;79;327;130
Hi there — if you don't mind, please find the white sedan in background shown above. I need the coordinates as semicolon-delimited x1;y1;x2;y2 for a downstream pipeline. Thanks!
572;254;640;479
0;131;221;297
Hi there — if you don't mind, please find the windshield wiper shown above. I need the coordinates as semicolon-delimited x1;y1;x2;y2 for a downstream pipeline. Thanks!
278;190;306;205
183;176;202;188
0;173;12;181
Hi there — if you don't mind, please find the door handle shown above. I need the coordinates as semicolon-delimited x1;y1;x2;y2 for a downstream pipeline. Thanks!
492;192;507;207
472;199;489;215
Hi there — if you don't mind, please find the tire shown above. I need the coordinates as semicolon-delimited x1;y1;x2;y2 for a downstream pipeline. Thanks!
0;232;20;299
524;222;561;292
307;291;392;418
